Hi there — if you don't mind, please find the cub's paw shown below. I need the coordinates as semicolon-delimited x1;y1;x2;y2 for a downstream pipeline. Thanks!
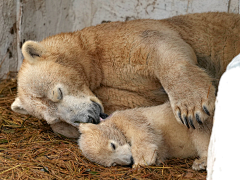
170;83;215;129
192;157;207;170
132;144;158;168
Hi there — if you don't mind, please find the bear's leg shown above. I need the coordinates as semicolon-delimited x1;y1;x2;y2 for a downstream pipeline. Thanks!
94;87;168;114
152;35;215;128
50;121;80;139
190;121;212;170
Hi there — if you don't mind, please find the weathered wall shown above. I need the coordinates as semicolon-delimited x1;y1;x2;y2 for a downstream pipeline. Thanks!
0;1;18;79
0;0;239;79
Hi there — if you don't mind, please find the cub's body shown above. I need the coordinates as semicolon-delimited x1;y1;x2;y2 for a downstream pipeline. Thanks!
79;102;212;170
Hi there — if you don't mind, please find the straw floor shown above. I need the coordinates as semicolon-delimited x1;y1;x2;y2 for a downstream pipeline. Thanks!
0;79;207;179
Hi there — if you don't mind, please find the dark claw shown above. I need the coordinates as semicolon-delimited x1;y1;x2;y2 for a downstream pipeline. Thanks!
184;116;190;128
189;117;195;129
196;114;203;125
203;106;210;116
178;112;184;125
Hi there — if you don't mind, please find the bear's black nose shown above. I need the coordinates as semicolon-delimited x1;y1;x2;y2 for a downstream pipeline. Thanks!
100;112;109;119
87;115;99;124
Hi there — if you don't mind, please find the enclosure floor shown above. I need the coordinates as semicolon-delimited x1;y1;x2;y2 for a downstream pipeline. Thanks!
0;79;207;179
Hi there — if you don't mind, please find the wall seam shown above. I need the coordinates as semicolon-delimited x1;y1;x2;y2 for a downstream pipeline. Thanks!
16;0;23;71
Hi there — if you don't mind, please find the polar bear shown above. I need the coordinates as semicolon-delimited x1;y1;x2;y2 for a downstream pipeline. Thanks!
11;12;240;138
79;102;212;170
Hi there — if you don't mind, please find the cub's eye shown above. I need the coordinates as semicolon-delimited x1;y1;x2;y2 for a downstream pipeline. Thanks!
111;143;116;150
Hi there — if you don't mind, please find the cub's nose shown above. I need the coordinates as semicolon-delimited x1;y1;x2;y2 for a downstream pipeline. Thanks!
125;156;134;167
130;156;134;166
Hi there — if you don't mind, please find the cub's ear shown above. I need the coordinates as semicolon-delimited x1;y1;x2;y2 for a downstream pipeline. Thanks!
22;41;45;64
11;97;28;115
79;123;96;133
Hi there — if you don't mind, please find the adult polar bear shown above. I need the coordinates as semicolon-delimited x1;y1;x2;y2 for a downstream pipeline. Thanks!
11;12;240;138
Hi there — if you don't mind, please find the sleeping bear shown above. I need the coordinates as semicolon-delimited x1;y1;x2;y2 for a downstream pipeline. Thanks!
11;12;240;138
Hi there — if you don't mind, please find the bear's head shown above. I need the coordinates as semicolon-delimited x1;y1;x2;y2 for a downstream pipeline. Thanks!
78;123;133;167
11;40;104;127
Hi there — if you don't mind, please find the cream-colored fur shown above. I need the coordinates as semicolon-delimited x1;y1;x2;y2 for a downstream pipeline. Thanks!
79;102;212;170
11;12;240;138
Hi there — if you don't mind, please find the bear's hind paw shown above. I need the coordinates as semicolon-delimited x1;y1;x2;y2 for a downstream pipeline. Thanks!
192;157;207;171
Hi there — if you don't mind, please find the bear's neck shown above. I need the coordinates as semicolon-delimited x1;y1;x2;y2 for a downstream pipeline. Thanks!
43;32;103;91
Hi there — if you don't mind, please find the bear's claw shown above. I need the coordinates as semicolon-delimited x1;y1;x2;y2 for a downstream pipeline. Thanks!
183;116;190;129
203;106;210;116
175;104;211;129
195;114;203;125
178;112;184;125
189;117;195;129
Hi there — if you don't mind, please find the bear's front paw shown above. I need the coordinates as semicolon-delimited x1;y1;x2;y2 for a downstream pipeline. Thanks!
170;83;215;129
192;157;207;170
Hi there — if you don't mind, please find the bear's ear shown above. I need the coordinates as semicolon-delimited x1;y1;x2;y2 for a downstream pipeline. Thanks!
11;97;28;115
79;123;96;133
22;41;45;64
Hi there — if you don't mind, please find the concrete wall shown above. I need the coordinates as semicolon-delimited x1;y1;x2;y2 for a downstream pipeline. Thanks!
0;0;239;79
0;1;18;79
207;53;240;180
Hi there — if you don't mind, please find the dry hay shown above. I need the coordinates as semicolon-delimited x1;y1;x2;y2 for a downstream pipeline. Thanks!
0;79;207;180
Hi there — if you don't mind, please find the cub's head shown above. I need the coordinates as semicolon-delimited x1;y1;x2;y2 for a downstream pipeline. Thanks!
11;40;104;127
78;123;133;167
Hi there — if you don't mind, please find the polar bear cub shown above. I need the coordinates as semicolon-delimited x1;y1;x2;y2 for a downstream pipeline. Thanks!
78;102;212;170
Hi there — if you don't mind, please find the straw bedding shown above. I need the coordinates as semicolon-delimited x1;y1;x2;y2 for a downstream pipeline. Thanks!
0;79;207;179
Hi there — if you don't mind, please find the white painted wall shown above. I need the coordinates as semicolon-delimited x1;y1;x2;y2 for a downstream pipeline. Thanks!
207;54;240;180
0;0;239;79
